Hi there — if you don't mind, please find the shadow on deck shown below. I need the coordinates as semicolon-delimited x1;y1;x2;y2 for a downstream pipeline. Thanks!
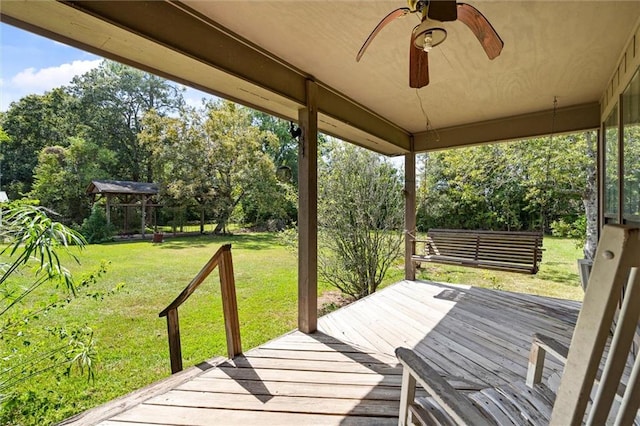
62;280;581;425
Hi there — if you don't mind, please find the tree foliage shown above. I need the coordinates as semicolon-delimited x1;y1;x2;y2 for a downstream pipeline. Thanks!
0;89;81;198
69;60;185;182
80;205;116;243
29;137;115;224
141;100;292;233
417;134;594;234
1;60;304;231
318;142;404;299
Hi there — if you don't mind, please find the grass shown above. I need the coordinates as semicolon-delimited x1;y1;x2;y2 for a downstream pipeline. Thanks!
1;233;583;424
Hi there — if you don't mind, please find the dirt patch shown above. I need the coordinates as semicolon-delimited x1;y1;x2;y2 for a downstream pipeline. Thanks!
318;290;354;316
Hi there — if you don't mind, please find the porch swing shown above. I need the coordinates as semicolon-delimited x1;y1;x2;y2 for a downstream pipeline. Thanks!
411;99;561;275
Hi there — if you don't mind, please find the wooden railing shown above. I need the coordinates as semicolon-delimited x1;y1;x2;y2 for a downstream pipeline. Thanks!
159;244;241;374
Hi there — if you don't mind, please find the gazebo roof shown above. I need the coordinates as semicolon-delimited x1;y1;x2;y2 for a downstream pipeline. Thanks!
86;180;159;196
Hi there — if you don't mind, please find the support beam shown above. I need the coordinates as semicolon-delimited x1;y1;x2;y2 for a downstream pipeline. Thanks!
105;194;111;226
413;102;600;152
404;150;417;281
298;80;318;334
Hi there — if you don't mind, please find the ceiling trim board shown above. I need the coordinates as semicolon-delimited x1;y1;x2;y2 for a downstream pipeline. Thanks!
414;102;600;152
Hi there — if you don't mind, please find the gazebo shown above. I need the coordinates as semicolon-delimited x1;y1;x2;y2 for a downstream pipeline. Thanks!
86;180;161;237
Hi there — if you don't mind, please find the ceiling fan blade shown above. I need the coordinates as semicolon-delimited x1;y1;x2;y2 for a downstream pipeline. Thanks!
427;0;457;22
457;3;504;59
409;35;429;88
356;7;411;61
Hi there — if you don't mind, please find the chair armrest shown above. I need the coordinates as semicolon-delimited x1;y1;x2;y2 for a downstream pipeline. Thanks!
532;333;569;363
396;347;493;426
526;333;569;387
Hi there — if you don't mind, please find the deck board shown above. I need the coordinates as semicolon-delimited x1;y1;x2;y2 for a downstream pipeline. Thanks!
59;280;583;425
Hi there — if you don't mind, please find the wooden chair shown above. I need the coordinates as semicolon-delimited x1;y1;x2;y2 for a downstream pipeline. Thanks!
397;224;640;425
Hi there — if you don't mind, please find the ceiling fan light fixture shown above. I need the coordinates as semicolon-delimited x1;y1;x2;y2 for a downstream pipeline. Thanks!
412;20;447;51
423;34;434;52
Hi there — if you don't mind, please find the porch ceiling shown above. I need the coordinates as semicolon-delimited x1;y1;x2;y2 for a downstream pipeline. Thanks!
2;1;640;155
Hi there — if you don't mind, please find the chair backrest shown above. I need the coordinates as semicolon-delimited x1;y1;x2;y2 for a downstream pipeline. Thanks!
551;224;640;425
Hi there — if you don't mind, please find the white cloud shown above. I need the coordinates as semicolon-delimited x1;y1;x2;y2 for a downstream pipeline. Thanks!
10;59;102;92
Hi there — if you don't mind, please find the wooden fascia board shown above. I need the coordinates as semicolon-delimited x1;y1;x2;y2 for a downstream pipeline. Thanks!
315;86;410;151
2;0;409;153
413;102;601;152
62;0;307;102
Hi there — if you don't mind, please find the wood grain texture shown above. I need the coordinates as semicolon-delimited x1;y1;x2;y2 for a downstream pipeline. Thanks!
64;278;591;425
297;80;318;333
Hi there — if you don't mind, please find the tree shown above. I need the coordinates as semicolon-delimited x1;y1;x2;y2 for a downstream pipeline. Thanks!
141;100;286;233
418;144;533;231
417;134;593;234
204;101;280;233
0;89;82;198
582;132;598;260
516;135;589;232
140;107;213;232
29;137;115;224
318;142;404;299
70;60;185;182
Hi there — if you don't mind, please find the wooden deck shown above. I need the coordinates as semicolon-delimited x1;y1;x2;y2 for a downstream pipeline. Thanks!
65;280;581;425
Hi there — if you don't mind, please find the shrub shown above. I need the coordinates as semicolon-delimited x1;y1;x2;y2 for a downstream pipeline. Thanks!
551;216;586;240
80;205;115;243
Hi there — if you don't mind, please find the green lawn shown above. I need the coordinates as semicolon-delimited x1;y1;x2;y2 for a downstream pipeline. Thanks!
1;233;583;424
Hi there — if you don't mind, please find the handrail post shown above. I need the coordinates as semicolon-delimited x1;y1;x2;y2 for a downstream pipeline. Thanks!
219;246;242;358
159;243;241;373
166;308;183;373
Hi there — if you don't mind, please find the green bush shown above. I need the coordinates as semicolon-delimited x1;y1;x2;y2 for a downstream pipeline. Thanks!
80;205;115;243
0;390;64;426
551;215;586;249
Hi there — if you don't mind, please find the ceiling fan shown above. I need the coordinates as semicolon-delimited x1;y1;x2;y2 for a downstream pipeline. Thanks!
356;0;504;88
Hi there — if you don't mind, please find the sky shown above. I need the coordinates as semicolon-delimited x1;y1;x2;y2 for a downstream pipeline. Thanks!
0;22;209;112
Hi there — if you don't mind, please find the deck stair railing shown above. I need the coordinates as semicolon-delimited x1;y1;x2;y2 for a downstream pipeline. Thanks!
159;244;241;374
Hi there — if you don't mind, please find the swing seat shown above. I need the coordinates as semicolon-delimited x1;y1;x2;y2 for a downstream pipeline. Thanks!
412;229;544;274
